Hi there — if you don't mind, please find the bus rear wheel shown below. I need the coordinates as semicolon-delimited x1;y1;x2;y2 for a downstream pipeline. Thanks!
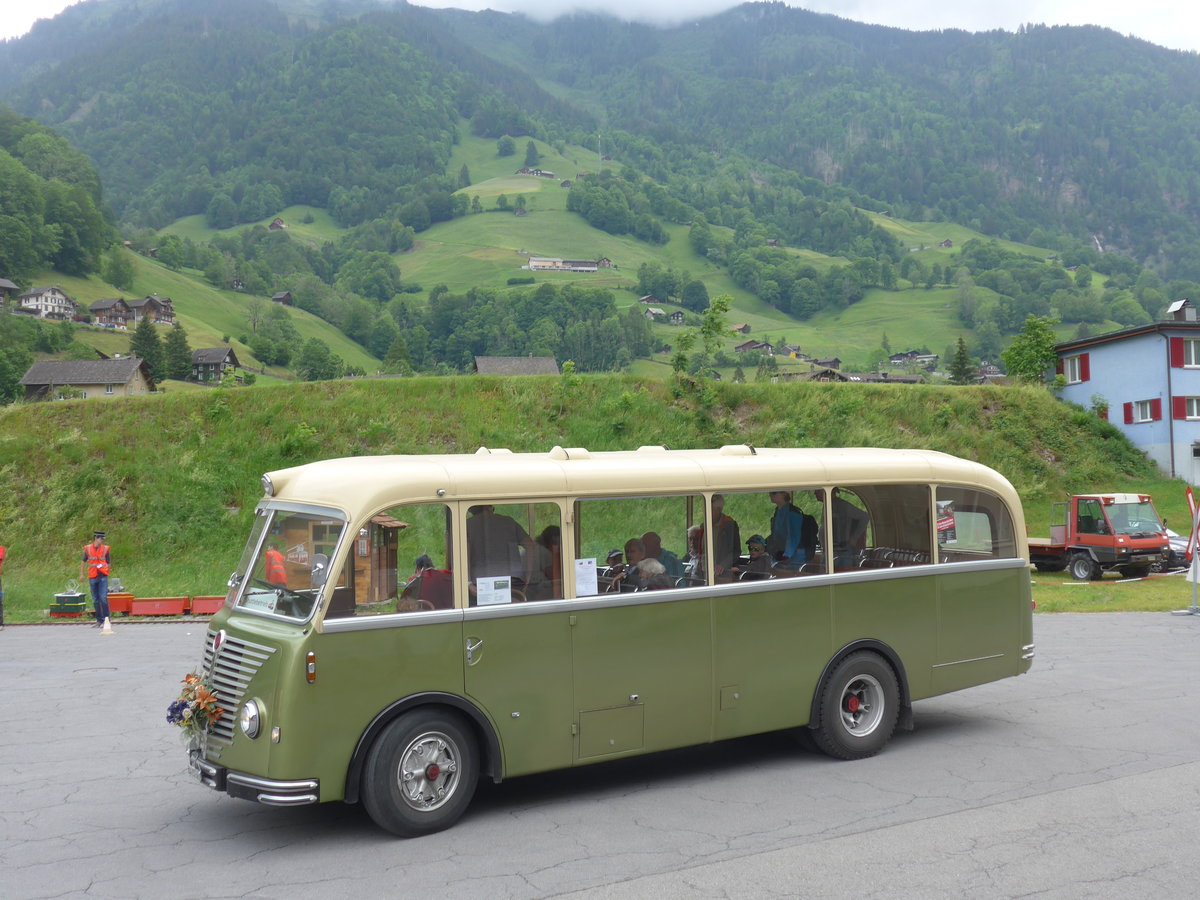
812;651;900;760
361;710;479;837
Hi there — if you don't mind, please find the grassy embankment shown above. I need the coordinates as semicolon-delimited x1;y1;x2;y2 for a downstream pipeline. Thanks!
0;376;1191;622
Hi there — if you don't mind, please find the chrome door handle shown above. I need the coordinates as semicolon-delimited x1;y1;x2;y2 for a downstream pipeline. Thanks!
466;637;483;664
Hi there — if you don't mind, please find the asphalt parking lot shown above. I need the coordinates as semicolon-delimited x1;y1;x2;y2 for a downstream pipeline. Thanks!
2;613;1199;899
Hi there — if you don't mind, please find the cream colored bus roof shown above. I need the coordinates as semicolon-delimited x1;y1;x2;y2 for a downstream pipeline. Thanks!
266;445;1020;517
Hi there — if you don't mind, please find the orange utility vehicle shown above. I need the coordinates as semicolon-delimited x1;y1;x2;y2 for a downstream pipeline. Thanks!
1028;493;1169;580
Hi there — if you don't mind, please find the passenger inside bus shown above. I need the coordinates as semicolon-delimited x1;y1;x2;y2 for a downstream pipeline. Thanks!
641;532;684;578
681;525;705;586
609;538;647;591
710;494;741;582
765;490;818;571
732;534;773;580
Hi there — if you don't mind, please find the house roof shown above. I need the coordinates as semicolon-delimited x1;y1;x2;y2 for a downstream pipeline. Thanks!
193;347;239;366
0;278;19;290
19;357;152;388
474;356;559;376
1054;320;1200;354
128;295;173;310
89;298;130;311
18;286;72;300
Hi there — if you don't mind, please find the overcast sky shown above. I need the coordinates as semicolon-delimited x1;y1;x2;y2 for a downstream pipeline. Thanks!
3;0;1198;52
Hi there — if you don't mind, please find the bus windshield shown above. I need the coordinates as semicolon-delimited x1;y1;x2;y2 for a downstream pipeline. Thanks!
232;506;346;621
1106;501;1164;536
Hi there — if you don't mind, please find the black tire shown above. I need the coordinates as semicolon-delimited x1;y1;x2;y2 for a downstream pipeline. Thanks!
812;651;900;761
361;710;479;837
1068;553;1099;582
1120;565;1151;579
1034;561;1066;573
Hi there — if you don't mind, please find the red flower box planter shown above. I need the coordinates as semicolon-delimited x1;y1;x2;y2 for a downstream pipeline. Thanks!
130;597;188;616
189;595;225;615
108;592;134;615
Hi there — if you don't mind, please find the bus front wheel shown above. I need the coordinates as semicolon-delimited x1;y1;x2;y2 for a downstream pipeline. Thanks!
812;651;900;761
361;710;479;837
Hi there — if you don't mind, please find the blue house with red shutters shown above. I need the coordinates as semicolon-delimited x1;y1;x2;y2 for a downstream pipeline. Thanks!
1053;300;1200;480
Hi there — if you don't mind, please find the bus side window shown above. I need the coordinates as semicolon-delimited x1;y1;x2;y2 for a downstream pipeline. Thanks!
574;495;702;594
466;502;562;605
331;503;457;616
936;486;1017;563
850;485;932;567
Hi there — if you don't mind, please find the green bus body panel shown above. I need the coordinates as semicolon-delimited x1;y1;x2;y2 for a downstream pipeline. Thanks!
932;566;1033;695
711;583;833;739
209;612;465;802
571;597;712;759
202;611;291;781
204;565;1032;798
463;610;574;779
830;574;939;700
579;705;645;758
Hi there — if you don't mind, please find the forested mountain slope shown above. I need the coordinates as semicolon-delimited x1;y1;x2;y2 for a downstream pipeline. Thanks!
437;3;1200;278
6;0;1200;279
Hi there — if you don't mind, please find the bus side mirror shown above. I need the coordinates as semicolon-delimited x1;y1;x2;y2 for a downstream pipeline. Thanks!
311;554;329;587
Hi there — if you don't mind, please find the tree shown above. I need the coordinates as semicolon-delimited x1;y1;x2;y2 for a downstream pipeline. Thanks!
295;338;344;381
497;135;515;157
101;247;136;292
1001;315;1060;382
205;192;238;229
129;316;165;383
682;280;709;313
163;323;193;381
948;337;976;385
380;333;413;375
524;140;539;167
457;164;471;189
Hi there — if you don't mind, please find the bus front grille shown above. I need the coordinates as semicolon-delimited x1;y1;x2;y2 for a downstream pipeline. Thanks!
201;632;276;748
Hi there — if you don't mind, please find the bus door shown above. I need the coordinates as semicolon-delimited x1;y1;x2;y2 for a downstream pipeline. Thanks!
569;494;712;762
570;594;712;762
460;501;575;779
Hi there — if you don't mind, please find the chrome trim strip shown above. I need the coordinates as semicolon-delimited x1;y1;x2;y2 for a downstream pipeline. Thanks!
323;608;464;632
932;652;1004;668
258;793;319;807
322;557;1031;630
227;772;319;792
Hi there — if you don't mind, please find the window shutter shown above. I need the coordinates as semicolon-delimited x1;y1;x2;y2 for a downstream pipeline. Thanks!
1123;402;1134;424
1079;353;1090;382
1171;337;1185;368
1151;398;1163;421
1055;358;1064;376
1174;397;1189;420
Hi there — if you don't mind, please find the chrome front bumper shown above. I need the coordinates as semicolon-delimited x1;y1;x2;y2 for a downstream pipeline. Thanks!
190;751;319;807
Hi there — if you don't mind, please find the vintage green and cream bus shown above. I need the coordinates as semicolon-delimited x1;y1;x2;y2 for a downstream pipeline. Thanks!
188;445;1034;836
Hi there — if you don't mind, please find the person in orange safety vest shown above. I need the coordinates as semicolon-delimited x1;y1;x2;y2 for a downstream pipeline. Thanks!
80;531;111;627
264;542;287;586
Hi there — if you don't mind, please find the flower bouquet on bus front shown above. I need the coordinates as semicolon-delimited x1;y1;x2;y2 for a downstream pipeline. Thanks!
166;672;225;739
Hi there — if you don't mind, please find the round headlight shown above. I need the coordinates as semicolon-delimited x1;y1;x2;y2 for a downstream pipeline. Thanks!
239;699;262;739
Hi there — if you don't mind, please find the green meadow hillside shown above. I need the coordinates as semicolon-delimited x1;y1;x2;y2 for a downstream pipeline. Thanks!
0;375;1177;623
28;247;379;376
149;128;1077;374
